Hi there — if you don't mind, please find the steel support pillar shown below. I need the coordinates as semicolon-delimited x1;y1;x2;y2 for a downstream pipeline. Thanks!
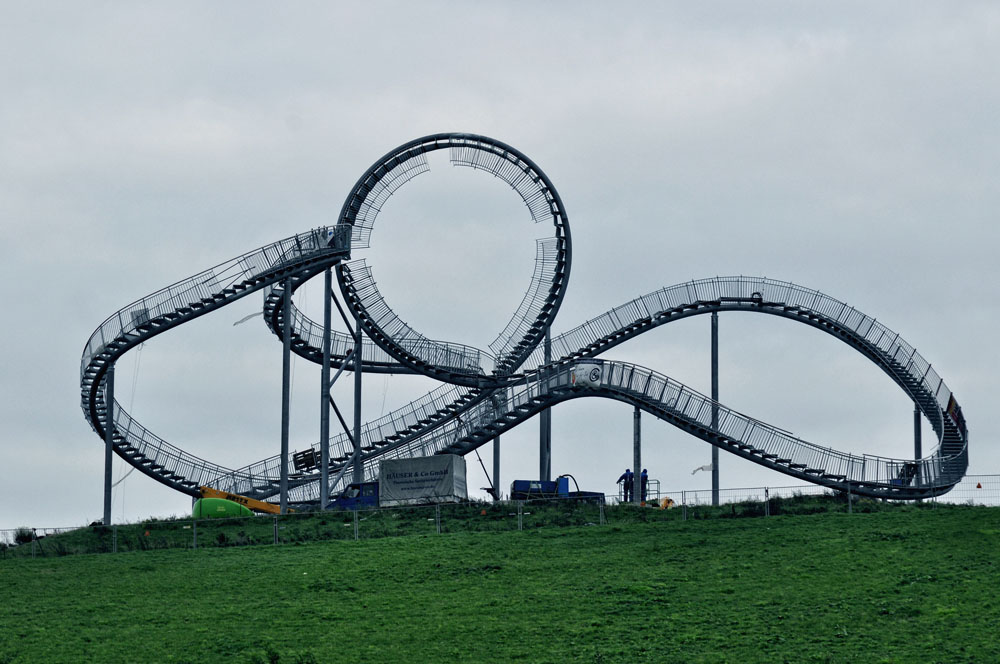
103;367;115;526
320;268;332;509
711;311;719;507
280;278;292;514
914;406;922;489
493;436;501;501
352;315;363;486
539;328;552;482
632;406;641;504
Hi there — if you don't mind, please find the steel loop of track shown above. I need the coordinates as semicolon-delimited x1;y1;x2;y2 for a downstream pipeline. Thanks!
80;134;968;504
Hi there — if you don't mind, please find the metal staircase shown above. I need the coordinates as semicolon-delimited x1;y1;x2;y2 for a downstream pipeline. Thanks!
80;226;351;497
334;133;571;387
80;134;967;507
279;277;967;502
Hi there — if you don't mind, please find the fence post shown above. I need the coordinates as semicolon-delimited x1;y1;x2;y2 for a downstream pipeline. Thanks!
847;482;852;514
764;488;770;517
113;525;118;553
273;516;279;545
518;501;523;531
599;500;606;526
682;491;687;521
353;509;359;541
192;520;197;550
436;505;441;534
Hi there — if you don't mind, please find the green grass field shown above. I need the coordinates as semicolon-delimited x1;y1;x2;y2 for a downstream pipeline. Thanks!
1;506;997;663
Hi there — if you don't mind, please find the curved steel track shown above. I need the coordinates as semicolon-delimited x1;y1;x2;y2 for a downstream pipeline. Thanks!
80;133;969;504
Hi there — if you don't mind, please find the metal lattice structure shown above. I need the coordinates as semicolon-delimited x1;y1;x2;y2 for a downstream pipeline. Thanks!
80;133;969;506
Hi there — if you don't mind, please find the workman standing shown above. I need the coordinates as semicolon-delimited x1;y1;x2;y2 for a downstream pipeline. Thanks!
616;468;633;502
641;468;649;502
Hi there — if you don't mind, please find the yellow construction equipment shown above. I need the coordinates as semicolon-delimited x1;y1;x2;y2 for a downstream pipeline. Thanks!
198;486;291;515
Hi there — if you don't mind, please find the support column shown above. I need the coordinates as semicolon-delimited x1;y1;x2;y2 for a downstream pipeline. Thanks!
280;277;292;514
632;406;641;504
103;367;115;526
320;268;332;509
711;311;719;507
352;315;363;486
914;406;922;489
539;328;552;481
493;436;501;501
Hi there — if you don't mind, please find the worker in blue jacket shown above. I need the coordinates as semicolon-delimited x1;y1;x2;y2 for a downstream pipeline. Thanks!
617;468;633;502
641;469;649;502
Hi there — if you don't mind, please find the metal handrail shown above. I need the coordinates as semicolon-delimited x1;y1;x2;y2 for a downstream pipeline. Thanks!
333;133;571;385
522;276;963;447
80;139;965;505
80;225;351;496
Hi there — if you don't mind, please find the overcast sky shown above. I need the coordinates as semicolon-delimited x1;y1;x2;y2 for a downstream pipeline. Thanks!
2;2;997;531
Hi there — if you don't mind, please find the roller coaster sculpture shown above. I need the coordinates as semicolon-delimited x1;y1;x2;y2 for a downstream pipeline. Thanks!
80;133;969;505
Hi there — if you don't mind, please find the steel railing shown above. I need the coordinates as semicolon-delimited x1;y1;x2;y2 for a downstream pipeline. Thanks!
80;226;352;496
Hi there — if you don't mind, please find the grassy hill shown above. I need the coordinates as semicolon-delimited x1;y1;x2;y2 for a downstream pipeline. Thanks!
1;506;997;663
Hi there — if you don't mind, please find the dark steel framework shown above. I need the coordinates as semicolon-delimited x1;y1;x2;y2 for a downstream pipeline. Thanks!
80;133;969;508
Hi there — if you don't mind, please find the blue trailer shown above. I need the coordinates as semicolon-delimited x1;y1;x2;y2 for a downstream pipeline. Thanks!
510;475;604;503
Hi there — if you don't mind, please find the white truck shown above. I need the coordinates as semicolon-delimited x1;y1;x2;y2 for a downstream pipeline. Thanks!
328;454;468;510
377;454;468;507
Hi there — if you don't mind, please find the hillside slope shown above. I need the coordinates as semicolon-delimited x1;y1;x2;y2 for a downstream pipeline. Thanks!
1;507;997;663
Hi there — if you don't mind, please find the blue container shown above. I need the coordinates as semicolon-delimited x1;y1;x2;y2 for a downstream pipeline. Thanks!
510;480;558;499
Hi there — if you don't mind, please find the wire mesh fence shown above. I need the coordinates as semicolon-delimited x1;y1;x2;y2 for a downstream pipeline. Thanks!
931;474;1000;506
613;481;832;507
0;498;609;559
3;476;996;560
612;475;1000;509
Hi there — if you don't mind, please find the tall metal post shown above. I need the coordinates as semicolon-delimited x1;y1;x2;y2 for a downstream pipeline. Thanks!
711;311;719;507
493;436;501;501
280;278;292;514
539;328;552;481
103;367;115;526
320;268;332;509
352;315;363;485
632;406;641;504
914;406;922;490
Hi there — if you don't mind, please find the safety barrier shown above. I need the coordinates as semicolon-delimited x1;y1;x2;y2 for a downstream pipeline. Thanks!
6;478;997;560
